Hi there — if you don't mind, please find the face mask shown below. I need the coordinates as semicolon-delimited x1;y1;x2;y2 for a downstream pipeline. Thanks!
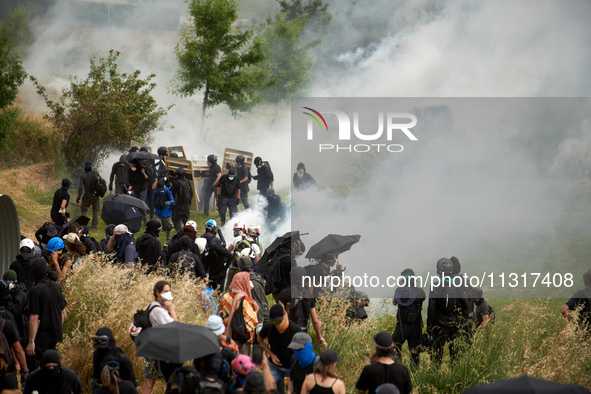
161;291;173;301
228;176;235;181
131;167;137;171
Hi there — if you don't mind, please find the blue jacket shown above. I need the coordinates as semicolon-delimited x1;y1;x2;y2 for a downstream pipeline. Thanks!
153;187;175;218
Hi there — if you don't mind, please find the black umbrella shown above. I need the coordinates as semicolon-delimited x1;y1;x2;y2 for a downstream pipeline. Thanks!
101;194;148;233
305;234;361;260
128;151;159;161
59;215;90;237
463;376;591;394
135;322;219;364
254;231;301;277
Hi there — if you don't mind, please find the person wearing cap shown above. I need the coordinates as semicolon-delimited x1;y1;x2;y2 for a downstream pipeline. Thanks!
201;154;222;216
473;287;494;332
206;315;239;355
238;256;269;323
252;157;274;195
355;332;412;394
293;162;316;190
23;349;83;394
141;280;178;394
152;179;175;241
136;219;164;274
391;268;426;366
26;258;67;369
264;188;286;230
50;178;71;227
216;168;241;227
89;327;136;391
200;220;233;291
109;155;130;195
76;161;102;230
287;332;317;394
107;224;137;267
10;238;36;290
300;349;346;394
256;304;301;392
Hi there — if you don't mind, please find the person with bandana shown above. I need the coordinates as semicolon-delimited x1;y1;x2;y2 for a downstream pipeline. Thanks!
25;258;67;369
23;349;82;394
263;188;285;230
107;225;136;268
256;304;300;392
136;219;164;274
50;178;71;227
287;332;318;394
89;327;136;391
292;162;316;190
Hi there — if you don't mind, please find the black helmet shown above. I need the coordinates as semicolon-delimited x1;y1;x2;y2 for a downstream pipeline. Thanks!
254;156;262;167
157;146;168;157
119;155;128;161
236;155;245;165
170;152;179;158
176;167;186;176
139;147;148;152
207;154;217;164
473;286;483;299
129;146;139;153
436;258;454;274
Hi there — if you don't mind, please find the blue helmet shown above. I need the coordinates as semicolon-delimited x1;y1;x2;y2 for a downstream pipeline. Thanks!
205;219;217;231
47;237;65;252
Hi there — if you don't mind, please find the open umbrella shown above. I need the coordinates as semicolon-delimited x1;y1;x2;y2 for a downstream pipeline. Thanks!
59;215;90;237
254;231;301;277
101;194;148;233
135;322;219;364
305;234;361;260
128;151;159;161
463;376;590;394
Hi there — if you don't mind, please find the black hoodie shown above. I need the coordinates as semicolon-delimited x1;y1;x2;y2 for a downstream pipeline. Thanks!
10;253;35;290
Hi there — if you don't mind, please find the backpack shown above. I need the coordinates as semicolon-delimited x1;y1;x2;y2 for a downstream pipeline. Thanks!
199;379;224;394
133;303;161;330
174;250;196;278
164;366;199;394
90;172;107;198
230;297;250;344
288;286;309;329
178;178;193;204
233;236;252;264
0;320;15;374
263;249;291;295
154;192;166;210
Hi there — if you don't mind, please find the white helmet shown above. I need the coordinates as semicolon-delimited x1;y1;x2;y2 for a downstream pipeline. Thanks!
240;247;256;259
247;224;261;237
19;238;34;251
233;221;246;231
195;238;207;254
186;220;198;231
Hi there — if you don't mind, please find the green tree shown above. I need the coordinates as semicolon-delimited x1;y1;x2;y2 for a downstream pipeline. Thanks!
32;49;169;167
277;0;331;30
0;32;27;149
258;14;320;123
174;0;265;134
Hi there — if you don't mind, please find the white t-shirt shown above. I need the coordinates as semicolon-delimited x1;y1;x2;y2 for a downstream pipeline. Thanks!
148;301;174;327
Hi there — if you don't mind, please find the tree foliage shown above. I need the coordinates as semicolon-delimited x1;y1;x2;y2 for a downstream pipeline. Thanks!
32;49;169;167
277;0;331;31
0;32;27;149
174;0;266;133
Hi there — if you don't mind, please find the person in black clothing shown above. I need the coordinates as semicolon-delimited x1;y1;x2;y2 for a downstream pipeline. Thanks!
26;258;68;369
288;332;317;394
252;157;274;195
561;269;591;331
266;240;305;302
201;154;221;216
142;156;158;220
235;155;251;210
200;220;232;291
109;155;130;195
473;287;494;332
94;358;139;394
168;235;207;280
35;221;60;248
136;219;164;274
170;168;192;234
392;268;426;366
0;317;28;390
89;327;136;391
305;253;345;298
263;188;285;230
257;304;300;392
77;161;101;230
355;332;412;394
427;258;470;365
67;222;99;256
50;178;71;227
156;146;170;186
11;238;36;290
165;224;200;263
2;270;29;342
99;224;116;253
128;159;149;202
24;349;83;394
293;162;316;190
217;168;240;226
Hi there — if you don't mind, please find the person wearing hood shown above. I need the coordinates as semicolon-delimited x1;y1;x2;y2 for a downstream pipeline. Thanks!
152;180;175;242
109;155;130;195
77;161;101;230
50;178;71;227
216;168;240;227
293;162;316;190
128;159;149;201
165;224;200;263
263;188;285;230
287;332;318;394
238;255;269;323
136;219;164;274
89;327;136;391
107;224;137;267
26;258;67;369
2;270;30;340
23;349;82;394
94;356;139;394
10;238;36;290
168;235;207;281
252;157;274;195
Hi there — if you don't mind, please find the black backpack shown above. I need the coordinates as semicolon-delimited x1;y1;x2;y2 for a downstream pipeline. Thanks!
230;297;250;344
90;172;107;198
178;178;193;204
173;250;196;277
154;192;166;210
133;303;161;330
0;320;15;374
288;286;309;329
